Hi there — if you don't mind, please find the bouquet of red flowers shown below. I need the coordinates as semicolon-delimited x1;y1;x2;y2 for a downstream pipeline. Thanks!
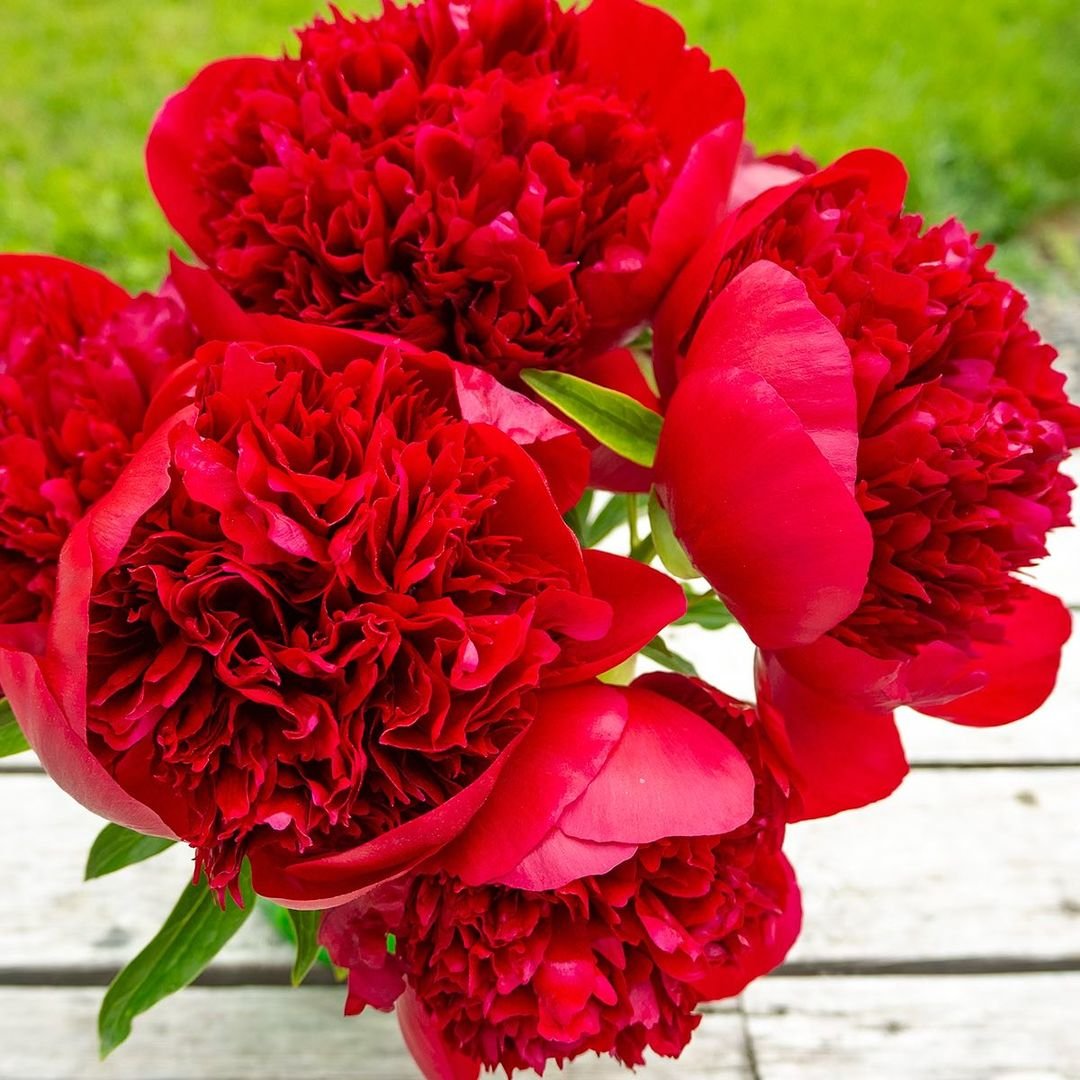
1;1;1075;1075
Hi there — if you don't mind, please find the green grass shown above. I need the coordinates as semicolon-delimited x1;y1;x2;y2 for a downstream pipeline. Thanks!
1;0;1076;293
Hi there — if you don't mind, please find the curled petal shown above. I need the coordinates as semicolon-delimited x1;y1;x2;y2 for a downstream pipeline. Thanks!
914;587;1071;727
546;550;687;684
0;253;130;312
656;367;872;649
756;652;908;820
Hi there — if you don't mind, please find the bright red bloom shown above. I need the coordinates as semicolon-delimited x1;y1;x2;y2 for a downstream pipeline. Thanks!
653;150;1079;814
0;325;684;900
322;676;799;1079
0;255;196;632
147;0;745;381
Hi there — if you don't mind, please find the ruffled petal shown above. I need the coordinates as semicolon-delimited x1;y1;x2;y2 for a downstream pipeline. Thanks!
655;367;872;649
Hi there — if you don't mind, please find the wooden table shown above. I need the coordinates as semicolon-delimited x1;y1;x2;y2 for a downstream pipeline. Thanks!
3;457;1078;1080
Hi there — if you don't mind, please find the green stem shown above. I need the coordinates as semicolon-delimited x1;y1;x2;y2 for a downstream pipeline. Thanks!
626;493;640;553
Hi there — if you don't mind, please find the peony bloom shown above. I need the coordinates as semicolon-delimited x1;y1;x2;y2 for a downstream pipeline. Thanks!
652;150;1079;814
322;675;800;1079
0;254;196;636
147;0;745;382
0;316;684;902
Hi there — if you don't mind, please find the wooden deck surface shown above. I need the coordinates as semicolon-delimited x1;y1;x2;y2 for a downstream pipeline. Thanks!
2;459;1077;1079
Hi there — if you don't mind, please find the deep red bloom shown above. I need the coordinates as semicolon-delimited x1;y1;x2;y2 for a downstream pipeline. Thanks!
322;676;799;1079
0;255;196;632
0;328;684;901
147;0;744;381
653;150;1079;814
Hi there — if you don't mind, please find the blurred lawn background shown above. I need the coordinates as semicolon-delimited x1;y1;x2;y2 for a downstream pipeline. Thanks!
1;0;1077;293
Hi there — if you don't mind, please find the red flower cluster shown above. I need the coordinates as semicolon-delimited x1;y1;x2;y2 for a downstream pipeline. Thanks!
652;150;1079;815
0;256;196;631
148;0;744;380
2;318;685;901
2;0;1076;1076
322;676;799;1078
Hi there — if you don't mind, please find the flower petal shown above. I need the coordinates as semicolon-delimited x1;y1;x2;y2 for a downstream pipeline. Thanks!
397;989;480;1080
544;550;687;685
147;59;274;262
558;685;755;846
914;587;1071;727
655;367;872;649
756;651;908;820
682;262;859;488
443;683;629;886
453;363;588;512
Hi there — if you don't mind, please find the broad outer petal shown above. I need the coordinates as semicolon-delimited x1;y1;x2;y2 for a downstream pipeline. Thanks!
691;854;801;1000
682;262;859;488
655;367;872;649
544;550;686;685
914;587;1071;727
558;686;755;846
756;652;908;821
0;409;194;838
0;649;174;836
398;989;480;1080
147;59;275;262
496;830;638;892
442;683;629;887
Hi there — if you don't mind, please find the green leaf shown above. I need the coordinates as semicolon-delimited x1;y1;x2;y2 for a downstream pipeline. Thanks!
647;491;700;580
641;636;699;678
521;370;661;468
86;824;176;880
0;699;30;758
99;864;255;1058
564;489;594;541
677;589;736;631
286;909;322;988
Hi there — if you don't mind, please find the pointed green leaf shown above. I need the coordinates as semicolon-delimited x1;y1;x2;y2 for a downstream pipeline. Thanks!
99;864;255;1058
521;370;661;467
0;699;30;758
86;824;176;881
641;636;699;677
647;491;700;580
677;589;736;631
287;909;323;988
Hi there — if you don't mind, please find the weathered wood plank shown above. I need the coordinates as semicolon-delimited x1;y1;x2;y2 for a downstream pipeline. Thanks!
785;767;1080;968
745;973;1080;1080
0;987;748;1080
2;768;1078;974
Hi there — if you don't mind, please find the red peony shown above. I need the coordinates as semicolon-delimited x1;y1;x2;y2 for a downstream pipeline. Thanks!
651;150;1079;815
322;675;799;1079
0;317;684;902
147;0;745;381
0;255;196;634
